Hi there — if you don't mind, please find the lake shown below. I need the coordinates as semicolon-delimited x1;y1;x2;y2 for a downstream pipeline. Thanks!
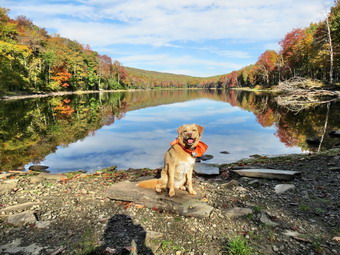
1;89;339;173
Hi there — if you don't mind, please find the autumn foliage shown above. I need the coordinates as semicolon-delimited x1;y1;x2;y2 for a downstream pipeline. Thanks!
0;1;339;94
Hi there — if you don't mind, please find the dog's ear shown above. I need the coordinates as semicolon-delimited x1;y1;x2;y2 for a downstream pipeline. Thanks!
177;125;184;135
196;124;204;136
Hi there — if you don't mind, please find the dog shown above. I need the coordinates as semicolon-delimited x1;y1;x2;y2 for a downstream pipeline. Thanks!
137;124;208;197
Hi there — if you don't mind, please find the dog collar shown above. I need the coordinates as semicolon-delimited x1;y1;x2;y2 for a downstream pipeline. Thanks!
170;138;208;158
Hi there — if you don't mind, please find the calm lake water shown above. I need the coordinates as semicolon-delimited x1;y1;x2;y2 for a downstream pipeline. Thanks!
1;89;339;173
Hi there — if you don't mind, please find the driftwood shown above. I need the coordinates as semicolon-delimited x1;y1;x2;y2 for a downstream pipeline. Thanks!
274;77;339;112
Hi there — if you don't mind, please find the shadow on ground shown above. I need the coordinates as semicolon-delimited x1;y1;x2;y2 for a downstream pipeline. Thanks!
95;214;154;255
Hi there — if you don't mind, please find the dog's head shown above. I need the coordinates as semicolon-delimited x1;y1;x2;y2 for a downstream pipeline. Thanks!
177;124;204;149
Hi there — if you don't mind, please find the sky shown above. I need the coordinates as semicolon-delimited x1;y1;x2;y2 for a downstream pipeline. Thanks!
0;0;334;77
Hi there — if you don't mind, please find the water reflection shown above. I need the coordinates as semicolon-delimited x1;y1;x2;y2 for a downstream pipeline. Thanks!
0;90;339;172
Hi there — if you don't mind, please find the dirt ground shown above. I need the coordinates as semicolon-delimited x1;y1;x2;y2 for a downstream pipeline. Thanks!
0;149;339;255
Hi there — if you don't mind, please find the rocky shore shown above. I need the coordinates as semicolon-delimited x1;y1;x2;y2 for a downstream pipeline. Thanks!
0;149;339;255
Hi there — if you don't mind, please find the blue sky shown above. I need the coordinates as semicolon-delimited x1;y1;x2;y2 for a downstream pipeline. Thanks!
0;0;334;77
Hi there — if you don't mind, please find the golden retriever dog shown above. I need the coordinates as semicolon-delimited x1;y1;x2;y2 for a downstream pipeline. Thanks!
137;124;208;197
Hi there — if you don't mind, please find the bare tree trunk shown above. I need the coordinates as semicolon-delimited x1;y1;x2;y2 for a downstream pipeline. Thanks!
325;16;334;84
318;102;330;152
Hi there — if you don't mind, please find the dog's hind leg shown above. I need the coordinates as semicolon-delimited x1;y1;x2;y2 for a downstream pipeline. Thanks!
167;163;176;197
155;168;168;193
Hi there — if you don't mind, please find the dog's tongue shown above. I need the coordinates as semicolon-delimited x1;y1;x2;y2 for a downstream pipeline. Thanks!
187;138;194;144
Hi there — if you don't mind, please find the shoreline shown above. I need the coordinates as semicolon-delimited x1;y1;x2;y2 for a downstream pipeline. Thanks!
0;87;211;101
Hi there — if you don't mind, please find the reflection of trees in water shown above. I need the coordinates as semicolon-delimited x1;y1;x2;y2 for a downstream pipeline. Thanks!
0;92;128;171
222;90;340;151
1;89;339;171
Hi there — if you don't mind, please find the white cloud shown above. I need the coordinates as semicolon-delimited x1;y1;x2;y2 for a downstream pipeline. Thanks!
2;0;334;76
4;0;332;46
207;116;250;126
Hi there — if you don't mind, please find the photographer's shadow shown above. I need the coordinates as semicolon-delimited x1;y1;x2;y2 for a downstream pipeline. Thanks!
96;214;154;255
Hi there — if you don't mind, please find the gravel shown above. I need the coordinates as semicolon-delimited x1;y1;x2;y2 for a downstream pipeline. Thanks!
0;149;340;255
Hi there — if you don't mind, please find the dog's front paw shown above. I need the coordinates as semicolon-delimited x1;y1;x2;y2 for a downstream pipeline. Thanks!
179;186;186;191
168;189;175;197
188;189;196;195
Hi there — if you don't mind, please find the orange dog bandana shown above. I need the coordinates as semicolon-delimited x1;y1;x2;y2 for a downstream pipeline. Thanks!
170;139;208;158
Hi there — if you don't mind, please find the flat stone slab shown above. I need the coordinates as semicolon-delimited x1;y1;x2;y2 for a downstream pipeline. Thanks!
230;169;301;181
106;181;214;218
194;163;220;175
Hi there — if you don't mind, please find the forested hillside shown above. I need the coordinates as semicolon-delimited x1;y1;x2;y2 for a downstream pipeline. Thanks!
0;8;131;95
216;1;340;88
0;1;339;95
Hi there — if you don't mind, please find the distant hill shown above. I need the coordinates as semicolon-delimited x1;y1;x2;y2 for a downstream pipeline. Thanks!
125;66;224;88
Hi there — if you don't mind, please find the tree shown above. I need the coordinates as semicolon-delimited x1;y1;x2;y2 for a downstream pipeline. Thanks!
255;50;279;86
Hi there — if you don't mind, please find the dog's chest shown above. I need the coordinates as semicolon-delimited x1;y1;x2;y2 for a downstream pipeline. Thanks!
176;157;195;175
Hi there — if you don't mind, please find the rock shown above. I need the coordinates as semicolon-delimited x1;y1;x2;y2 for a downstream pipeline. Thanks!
194;163;219;175
198;154;214;161
283;230;300;237
332;236;340;242
220;180;239;189
0;202;42;213
274;184;295;194
6;211;37;226
259;212;279;226
328;167;340;171
35;221;51;229
224;207;253;218
28;165;49;172
301;190;309;199
103;247;118;254
220;151;230;154
0;181;17;195
146;231;164;240
230;169;301;181
329;130;340;136
182;200;214;218
0;239;44;255
106;181;214;218
248;180;260;186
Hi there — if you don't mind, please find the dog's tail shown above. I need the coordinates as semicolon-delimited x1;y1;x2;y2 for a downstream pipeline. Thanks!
136;179;159;189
